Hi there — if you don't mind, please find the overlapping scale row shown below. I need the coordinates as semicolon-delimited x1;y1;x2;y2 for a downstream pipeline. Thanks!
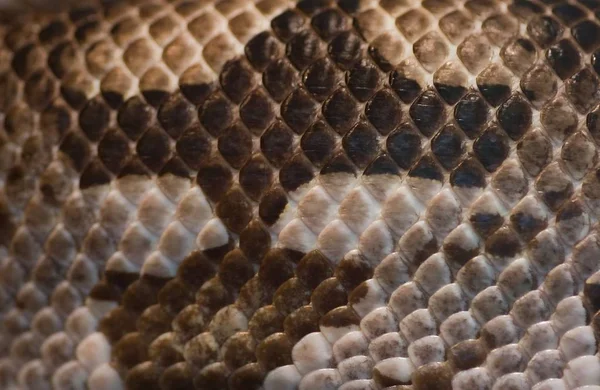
2;0;600;389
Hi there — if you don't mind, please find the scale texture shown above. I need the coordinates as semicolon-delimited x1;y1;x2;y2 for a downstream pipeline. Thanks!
1;0;600;389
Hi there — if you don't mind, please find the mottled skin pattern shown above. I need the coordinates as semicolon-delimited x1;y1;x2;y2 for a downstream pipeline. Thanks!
2;0;600;389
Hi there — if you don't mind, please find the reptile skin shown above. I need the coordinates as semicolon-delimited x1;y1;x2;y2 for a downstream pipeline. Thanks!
2;0;600;389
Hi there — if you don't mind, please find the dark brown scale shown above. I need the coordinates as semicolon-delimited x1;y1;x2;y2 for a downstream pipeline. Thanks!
390;67;423;104
321;151;357;176
302;57;341;102
176;251;216;288
343;120;380;169
585;275;600;312
510;210;548;243
321;306;360;330
431;124;465;170
365;88;402;136
453;92;489;139
263;59;300;102
473;124;511;172
138;305;174;344
47;41;79;79
447;339;487;371
157;93;196;140
194;363;229;390
273;278;312;316
222;332;257;370
297;0;336;15
553;3;586;26
79;96;111;142
216;188;253;234
311;277;347;316
408;154;444;183
122;277;168;314
179;65;216;106
99;306;139;343
386;123;423;170
311;8;350;40
237;276;276;318
239;155;273;201
12;43;46;79
259;186;288;226
295;250;334;289
279;152;314;192
240;88;276;136
335;253;374;291
79;159;112;190
271;9;306;42
75;19;102;45
256;333;293;371
60;71;95;110
88;279;122;302
497;93;533;141
301;120;338;166
259;249;302;290
196;278;235;316
219;59;256;105
485;226;522;260
546;39;582;80
157;279;195;317
587;105;600;144
24;70;56;111
218;122;253;170
140;67;172;107
477;76;512;108
249;306;285;341
159;363;194;390
125;362;161;390
451;157;487;191
572;20;600;53
228;364;265;390
261;120;296;168
328;31;363;70
245;32;283;71
170;305;207;344
118;156;153;180
136;127;171;173
176;124;212;171
284;305;320;342
286;29;326;70
97;129;131;174
322;88;360;135
409;89;446;137
218;249;255;290
364;154;400;177
199;91;236;137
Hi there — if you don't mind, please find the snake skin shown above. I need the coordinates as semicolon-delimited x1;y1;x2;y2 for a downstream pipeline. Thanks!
1;0;600;389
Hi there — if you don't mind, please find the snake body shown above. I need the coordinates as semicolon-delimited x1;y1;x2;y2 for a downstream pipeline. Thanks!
1;0;600;389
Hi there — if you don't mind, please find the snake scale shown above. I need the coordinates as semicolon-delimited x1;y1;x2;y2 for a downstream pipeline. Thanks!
1;0;600;389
